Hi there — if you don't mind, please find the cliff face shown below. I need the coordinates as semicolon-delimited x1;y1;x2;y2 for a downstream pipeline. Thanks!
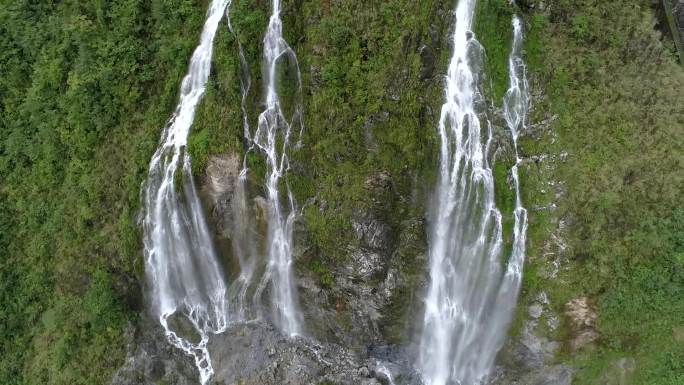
193;0;453;348
181;1;570;383
1;1;682;385
185;1;683;384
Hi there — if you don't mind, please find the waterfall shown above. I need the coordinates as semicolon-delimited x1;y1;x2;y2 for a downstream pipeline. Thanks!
231;0;304;336
141;1;231;384
417;1;529;384
490;12;530;360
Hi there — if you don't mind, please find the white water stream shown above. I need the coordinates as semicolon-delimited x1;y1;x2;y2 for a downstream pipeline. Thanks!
230;0;304;336
418;1;529;383
141;1;231;384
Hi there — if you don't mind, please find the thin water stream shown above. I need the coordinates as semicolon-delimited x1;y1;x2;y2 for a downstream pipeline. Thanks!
230;0;304;336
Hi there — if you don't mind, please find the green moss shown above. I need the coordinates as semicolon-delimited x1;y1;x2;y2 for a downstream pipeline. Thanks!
191;18;245;172
3;1;679;383
524;13;548;73
493;158;516;260
187;128;209;175
302;205;355;262
173;166;184;194
308;260;335;287
473;0;516;102
287;0;449;265
245;151;267;190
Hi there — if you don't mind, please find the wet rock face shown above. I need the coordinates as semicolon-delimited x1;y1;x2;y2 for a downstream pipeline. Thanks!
110;318;197;385
192;163;428;380
331;213;396;346
112;319;421;385
491;363;573;385
295;171;427;350
353;218;393;252
201;154;241;240
296;208;401;349
207;321;420;385
492;293;571;385
492;355;572;385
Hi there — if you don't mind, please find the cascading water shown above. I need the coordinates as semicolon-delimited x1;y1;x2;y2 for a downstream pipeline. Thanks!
503;17;528;220
498;13;529;338
417;1;529;384
231;0;304;336
141;1;231;384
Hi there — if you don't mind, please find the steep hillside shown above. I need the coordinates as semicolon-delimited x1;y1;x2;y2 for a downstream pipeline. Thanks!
0;1;681;384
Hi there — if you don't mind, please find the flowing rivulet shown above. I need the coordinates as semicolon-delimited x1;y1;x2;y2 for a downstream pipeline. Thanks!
418;0;529;383
141;1;231;384
229;0;304;336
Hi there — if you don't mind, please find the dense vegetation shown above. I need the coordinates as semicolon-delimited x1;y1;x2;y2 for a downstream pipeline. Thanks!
0;1;207;384
1;0;681;384
513;1;683;383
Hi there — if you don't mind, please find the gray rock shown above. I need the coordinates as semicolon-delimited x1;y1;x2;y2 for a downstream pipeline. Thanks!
346;249;385;280
533;365;573;385
110;318;197;385
201;154;241;240
491;364;572;385
564;297;599;351
492;293;569;385
418;44;435;80
295;172;420;348
353;219;392;251
529;304;543;319
207;321;420;385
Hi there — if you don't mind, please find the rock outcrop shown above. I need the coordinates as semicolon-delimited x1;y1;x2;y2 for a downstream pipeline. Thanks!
110;318;197;385
564;297;599;352
112;318;422;385
492;293;572;385
208;321;421;385
201;154;242;241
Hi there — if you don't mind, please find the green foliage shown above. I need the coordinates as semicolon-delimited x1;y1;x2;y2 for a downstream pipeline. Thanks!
474;0;516;101
188;128;210;174
0;0;208;384
307;260;335;287
285;0;449;263
2;1;680;384
222;0;451;268
518;1;684;383
493;158;516;260
524;13;548;72
570;15;591;41
189;20;245;176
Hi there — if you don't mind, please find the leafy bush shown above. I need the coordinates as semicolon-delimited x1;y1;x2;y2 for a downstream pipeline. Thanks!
0;1;207;383
518;1;684;383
